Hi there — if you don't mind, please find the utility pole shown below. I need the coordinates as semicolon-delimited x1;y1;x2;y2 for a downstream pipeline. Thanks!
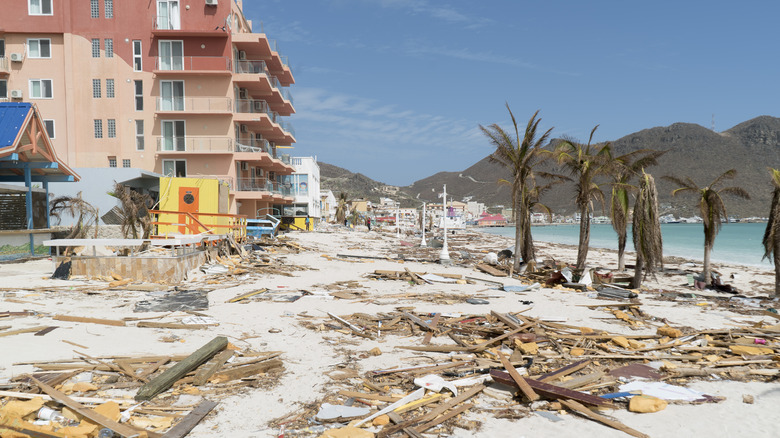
439;185;450;264
420;202;427;247
396;201;400;238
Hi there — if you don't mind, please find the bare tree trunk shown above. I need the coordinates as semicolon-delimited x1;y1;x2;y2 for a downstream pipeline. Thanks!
513;191;524;272
522;207;535;263
703;243;712;286
633;252;644;289
775;239;780;296
576;204;590;270
617;231;626;271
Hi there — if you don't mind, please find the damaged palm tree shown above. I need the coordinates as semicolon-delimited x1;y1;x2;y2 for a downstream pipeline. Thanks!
762;168;780;296
109;182;153;240
49;193;100;240
632;171;663;288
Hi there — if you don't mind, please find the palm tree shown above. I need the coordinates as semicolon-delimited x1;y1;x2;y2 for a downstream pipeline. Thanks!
632;172;663;288
480;106;553;271
664;169;750;286
551;126;612;270
608;150;665;271
762;168;780;296
335;192;349;224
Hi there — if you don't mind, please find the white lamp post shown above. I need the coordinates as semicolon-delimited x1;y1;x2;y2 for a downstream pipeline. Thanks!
420;202;427;247
395;201;400;238
439;185;450;264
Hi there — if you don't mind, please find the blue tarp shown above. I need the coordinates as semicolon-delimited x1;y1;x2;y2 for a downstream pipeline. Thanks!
0;102;32;148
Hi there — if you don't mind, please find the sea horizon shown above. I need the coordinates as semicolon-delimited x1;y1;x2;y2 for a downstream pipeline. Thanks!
480;222;773;269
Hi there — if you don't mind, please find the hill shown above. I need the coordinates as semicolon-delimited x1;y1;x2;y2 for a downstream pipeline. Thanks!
319;162;420;207
402;116;780;218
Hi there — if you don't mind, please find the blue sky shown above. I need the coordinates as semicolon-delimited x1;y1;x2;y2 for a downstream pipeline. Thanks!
243;1;778;186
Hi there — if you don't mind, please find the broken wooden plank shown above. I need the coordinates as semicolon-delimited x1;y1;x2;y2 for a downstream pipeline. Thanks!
135;336;228;401
30;377;153;438
422;313;441;345
210;358;283;382
476;263;508;277
226;288;268;303
136;322;212;330
193;350;234;386
75;351;149;383
490;370;611;407
338;390;398;403
160;400;218;438
538;360;591;383
414;403;473;434
0;325;49;338
559;398;649;438
403;312;433;331
327;312;375;339
34;326;58;336
496;351;539;401
53;314;126;327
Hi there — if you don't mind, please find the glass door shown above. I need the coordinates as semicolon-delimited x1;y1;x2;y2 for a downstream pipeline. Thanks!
157;0;180;30
160;80;184;111
162;120;185;151
159;40;183;70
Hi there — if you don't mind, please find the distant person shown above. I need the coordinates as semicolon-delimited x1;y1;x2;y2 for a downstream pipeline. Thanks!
367;218;371;231
305;217;310;231
344;218;348;227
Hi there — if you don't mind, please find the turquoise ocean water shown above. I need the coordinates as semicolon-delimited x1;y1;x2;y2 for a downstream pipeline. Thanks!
480;223;771;268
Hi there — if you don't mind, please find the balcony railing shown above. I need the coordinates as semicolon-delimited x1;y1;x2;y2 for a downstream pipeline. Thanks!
236;177;292;196
156;137;233;152
235;99;279;121
0;57;8;73
235;59;270;75
193;174;234;189
155;56;232;72
155;97;232;112
235;137;275;156
279;121;295;137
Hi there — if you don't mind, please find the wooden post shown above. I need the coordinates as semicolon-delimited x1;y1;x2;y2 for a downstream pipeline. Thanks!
135;336;228;401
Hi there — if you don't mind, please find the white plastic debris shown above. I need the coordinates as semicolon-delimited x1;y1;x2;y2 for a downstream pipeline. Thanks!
414;374;458;396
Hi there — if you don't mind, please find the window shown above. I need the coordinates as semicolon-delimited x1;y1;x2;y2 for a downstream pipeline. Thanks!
28;39;51;58
162;159;186;177
160;80;184;110
29;79;53;98
104;38;113;57
92;79;101;98
132;40;142;71
135;120;144;150
157;0;180;30
106;79;114;98
107;119;116;138
122;159;131;168
0;40;5;58
43;120;55;139
0;80;6;99
108;157;117;167
134;80;143;110
158;40;183;70
29;0;53;15
94;119;103;138
90;0;99;18
161;120;185;151
105;0;113;18
91;39;100;57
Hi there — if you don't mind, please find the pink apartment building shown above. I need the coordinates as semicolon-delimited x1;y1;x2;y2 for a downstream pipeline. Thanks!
0;0;296;217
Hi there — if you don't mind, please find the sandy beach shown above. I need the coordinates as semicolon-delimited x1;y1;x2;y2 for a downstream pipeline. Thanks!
1;226;779;438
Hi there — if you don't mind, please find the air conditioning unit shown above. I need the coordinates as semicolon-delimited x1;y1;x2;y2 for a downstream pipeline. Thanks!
10;53;24;62
205;0;218;5
240;124;248;133
238;50;247;60
10;90;23;99
240;162;248;171
253;100;264;112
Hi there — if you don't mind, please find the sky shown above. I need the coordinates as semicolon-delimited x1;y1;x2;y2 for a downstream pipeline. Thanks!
242;1;779;186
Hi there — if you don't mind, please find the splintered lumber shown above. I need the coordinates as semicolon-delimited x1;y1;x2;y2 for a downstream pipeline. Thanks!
377;384;485;438
135;336;228;401
496;351;539;401
0;390;136;405
226;288;268;303
160;400;218;438
327;312;375;339
491;311;523;329
34;326;58;336
559;399;649;438
0;417;66;438
422;313;441;344
0;325;49;338
404;267;426;285
53;314;126;327
338;390;398;403
490;370;611;407
403;312;433;331
539;360;591;383
30;377;151;438
210;358;283;382
476;263;507;277
414;403;474;434
193;350;234;386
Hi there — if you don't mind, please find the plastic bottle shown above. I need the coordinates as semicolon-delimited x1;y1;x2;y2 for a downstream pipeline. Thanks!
37;407;69;425
98;428;115;438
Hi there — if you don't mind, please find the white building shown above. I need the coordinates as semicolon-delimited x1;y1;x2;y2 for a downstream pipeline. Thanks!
287;156;321;223
320;190;336;222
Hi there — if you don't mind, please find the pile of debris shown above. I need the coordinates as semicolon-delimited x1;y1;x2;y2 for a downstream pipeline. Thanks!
0;336;283;437
283;308;780;437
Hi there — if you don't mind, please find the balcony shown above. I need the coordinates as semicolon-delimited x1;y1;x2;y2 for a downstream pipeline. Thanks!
235;136;274;156
155;97;232;114
152;16;229;38
235;177;293;198
154;56;232;75
233;60;294;114
0;57;8;75
155;137;233;153
232;33;294;85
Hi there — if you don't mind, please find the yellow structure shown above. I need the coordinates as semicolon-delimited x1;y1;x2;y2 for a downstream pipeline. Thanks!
157;177;229;235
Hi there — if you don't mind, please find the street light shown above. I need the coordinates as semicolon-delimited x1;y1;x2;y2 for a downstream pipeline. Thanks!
420;202;427;247
439;185;450;264
396;201;400;238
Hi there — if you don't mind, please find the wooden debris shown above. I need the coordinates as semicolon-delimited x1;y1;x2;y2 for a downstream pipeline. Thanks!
496;351;539;401
53;314;126;327
560;399;649;438
159;400;218;438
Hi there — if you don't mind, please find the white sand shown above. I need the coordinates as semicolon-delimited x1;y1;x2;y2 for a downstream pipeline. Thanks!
1;227;779;438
